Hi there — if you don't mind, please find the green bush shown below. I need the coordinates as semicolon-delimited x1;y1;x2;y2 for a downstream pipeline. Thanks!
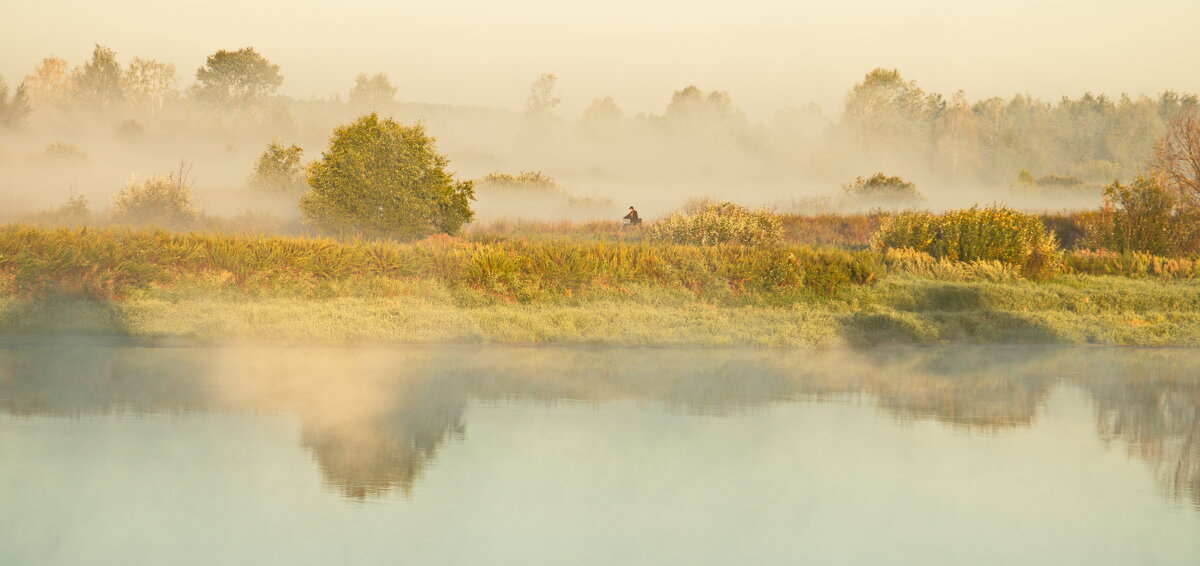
477;171;563;192
300;113;475;239
249;139;306;194
649;201;783;246
110;172;197;229
1082;175;1200;256
38;142;88;162
871;205;1061;278
842;173;922;204
1012;170;1102;195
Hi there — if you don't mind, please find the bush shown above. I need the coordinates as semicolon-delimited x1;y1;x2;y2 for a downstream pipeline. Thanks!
300;113;475;239
1012;170;1100;194
110;168;198;228
25;195;93;226
249;139;306;194
1038;213;1090;249
842;173;922;204
477;171;562;192
39;142;87;162
649;201;783;246
1082;175;1200;256
115;120;144;143
871;205;1061;278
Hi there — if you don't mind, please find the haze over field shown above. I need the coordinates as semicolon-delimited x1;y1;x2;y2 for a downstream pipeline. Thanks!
5;0;1199;118
2;0;1199;224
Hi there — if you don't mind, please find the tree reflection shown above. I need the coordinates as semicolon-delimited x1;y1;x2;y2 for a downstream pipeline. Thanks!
0;341;1197;507
1076;350;1200;509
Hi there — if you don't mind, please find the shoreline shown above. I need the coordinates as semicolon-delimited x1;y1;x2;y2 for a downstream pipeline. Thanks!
4;293;1199;348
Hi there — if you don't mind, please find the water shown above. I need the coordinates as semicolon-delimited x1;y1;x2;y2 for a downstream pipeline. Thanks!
1;340;1198;565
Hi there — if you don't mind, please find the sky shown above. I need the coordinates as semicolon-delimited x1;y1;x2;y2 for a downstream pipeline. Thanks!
3;0;1199;120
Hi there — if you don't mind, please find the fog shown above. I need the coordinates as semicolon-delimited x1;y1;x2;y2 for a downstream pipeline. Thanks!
2;0;1199;226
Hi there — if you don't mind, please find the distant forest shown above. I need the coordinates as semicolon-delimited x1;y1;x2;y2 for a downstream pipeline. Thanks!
2;44;1197;194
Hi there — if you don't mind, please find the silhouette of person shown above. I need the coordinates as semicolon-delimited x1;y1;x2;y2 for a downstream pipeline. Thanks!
623;206;641;225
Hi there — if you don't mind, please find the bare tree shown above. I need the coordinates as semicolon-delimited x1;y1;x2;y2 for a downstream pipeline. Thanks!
1153;112;1200;204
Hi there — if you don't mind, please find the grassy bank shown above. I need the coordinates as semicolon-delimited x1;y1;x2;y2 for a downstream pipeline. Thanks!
1;225;1198;347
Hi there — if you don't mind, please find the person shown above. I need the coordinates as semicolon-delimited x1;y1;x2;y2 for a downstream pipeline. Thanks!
623;206;641;225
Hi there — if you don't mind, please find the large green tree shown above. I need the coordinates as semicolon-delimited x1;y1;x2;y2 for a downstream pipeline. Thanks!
300;113;474;239
193;48;282;106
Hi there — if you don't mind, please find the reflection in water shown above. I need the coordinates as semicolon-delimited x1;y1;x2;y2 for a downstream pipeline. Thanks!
1;340;1198;507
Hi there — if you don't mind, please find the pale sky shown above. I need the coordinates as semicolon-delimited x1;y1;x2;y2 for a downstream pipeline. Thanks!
3;0;1198;120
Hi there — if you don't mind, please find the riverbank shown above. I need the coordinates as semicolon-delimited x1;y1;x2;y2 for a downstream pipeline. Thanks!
2;225;1198;347
2;275;1197;347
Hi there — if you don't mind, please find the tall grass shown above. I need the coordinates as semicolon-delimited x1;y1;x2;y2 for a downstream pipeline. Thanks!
0;225;878;302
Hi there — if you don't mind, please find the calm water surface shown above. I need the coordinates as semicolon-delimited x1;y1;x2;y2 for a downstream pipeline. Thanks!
1;341;1198;565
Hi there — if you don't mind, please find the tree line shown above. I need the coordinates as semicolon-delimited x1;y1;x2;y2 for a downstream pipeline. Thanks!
2;44;1198;194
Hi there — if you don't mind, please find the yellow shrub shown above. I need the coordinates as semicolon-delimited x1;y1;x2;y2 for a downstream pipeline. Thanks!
872;205;1061;279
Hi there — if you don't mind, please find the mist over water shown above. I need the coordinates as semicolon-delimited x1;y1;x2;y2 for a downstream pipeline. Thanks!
1;341;1198;565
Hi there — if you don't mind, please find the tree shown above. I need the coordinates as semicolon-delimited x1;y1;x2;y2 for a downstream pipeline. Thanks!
577;96;623;138
934;91;978;180
74;44;124;110
22;57;74;111
659;85;747;140
193;48;282;106
249;139;306;194
124;57;178;114
1153;112;1200;204
526;73;560;118
1084;175;1200;255
0;77;31;129
348;73;397;107
300;113;474;239
844;68;944;148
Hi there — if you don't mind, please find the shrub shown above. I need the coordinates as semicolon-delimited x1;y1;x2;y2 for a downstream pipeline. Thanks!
25;195;93;226
1012;170;1102;194
300;113;475;239
110;167;198;228
115;119;144;143
842;173;922;204
649;201;783;246
871;205;1061;278
39;142;87;162
1038;213;1090;249
1082;175;1200;256
477;171;562;192
249;139;306;194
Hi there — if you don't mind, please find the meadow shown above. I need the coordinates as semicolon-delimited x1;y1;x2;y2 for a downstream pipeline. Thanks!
2;223;1198;347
